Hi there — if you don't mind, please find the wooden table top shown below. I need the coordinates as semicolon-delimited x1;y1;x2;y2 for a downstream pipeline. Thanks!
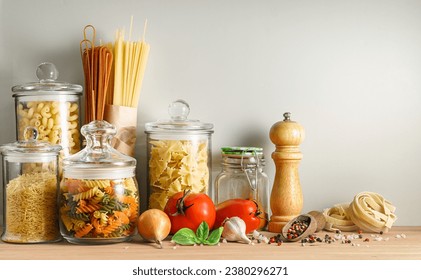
0;226;420;260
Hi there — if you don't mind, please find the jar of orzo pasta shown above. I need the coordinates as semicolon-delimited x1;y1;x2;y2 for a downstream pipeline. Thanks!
0;127;62;243
145;100;214;211
59;120;139;244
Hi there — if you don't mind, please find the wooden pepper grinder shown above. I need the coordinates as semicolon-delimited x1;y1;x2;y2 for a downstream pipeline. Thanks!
268;112;305;233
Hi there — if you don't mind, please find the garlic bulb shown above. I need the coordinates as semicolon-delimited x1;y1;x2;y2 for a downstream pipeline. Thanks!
221;217;251;244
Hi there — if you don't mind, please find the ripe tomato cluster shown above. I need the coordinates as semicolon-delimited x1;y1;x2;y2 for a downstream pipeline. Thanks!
163;190;261;234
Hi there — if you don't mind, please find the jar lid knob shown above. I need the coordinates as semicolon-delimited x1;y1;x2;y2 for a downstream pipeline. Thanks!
23;126;39;142
36;62;59;83
168;99;190;121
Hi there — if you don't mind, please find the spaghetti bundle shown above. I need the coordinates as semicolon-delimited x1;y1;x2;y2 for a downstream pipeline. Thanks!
104;18;150;156
80;25;114;123
110;18;150;108
79;19;150;156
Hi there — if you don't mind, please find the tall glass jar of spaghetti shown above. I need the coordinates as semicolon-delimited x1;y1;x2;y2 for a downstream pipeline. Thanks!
12;62;83;158
0;127;62;243
145;100;214;210
59;120;139;244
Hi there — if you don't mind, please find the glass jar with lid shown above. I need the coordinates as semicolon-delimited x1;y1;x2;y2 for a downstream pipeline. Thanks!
12;62;83;157
1;127;62;243
145;100;214;210
58;120;139;244
214;147;270;230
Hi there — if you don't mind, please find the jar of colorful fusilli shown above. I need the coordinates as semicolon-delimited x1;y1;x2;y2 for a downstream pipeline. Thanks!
59;120;139;244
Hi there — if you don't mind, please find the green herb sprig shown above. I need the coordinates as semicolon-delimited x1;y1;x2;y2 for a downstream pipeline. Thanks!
171;221;223;246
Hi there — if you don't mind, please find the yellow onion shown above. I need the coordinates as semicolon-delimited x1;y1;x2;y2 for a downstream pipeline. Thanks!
137;209;171;248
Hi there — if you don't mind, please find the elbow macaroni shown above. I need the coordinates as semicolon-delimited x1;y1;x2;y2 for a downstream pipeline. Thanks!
17;101;81;155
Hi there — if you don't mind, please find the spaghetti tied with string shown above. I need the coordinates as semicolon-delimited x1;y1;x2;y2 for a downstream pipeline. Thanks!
80;25;113;123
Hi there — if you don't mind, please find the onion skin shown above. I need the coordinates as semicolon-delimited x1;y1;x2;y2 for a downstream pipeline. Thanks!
137;209;171;248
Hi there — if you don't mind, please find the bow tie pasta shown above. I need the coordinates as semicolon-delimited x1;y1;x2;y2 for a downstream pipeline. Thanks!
148;139;209;210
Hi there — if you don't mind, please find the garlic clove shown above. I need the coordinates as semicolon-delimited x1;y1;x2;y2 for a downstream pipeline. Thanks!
221;216;251;244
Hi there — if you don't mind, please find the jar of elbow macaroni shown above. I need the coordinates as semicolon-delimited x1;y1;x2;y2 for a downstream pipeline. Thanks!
59;120;139;244
145;100;214;211
12;62;83;157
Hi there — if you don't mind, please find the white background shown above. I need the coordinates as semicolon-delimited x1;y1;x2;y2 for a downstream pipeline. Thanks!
1;0;420;226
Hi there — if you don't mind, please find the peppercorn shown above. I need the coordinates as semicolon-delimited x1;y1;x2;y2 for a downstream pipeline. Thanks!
364;238;370;242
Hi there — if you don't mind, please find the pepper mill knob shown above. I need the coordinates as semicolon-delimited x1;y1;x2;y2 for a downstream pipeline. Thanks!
268;112;305;233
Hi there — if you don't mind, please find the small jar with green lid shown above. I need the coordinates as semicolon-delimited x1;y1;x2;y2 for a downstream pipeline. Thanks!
214;147;270;230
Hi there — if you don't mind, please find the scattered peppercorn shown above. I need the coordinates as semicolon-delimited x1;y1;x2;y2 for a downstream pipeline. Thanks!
364;238;370;242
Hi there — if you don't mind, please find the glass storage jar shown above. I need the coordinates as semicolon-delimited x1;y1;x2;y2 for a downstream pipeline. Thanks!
59;120;139;244
145;100;214;210
1;127;62;243
214;147;270;230
12;62;83;157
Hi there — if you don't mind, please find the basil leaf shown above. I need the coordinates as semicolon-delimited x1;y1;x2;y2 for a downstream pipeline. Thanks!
196;221;209;243
204;226;223;246
171;228;197;245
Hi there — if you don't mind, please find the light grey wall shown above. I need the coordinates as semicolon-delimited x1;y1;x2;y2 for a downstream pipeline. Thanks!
1;0;420;226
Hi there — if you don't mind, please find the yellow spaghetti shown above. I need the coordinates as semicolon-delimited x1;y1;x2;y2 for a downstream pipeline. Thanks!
111;17;150;108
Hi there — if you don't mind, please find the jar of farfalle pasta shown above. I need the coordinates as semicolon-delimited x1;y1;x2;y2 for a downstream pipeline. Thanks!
1;127;62;243
59;120;139;244
12;62;82;157
145;100;214;211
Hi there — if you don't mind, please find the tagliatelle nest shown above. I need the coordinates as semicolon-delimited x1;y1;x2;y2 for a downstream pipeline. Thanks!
347;192;397;233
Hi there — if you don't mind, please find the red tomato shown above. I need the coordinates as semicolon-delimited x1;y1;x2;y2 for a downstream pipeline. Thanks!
164;190;216;234
214;199;261;233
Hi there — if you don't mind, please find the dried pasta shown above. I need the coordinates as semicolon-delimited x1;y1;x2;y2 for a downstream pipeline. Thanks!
148;139;209;210
17;100;81;156
59;177;138;240
3;172;60;243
